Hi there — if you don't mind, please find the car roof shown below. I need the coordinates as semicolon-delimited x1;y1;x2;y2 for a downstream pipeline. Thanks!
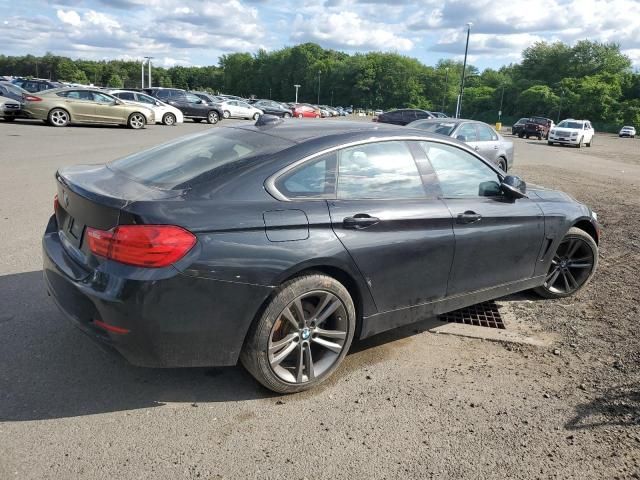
228;120;446;144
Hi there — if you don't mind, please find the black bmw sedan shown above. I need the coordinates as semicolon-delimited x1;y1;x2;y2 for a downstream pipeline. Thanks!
43;118;600;393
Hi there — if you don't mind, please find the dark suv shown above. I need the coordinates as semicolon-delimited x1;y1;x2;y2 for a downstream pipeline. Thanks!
144;88;223;124
522;117;553;140
12;78;62;93
375;109;434;126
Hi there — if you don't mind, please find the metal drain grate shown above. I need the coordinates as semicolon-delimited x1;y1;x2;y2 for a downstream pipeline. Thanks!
439;301;506;329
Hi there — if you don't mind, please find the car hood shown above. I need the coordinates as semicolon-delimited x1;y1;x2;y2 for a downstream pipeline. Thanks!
527;184;577;203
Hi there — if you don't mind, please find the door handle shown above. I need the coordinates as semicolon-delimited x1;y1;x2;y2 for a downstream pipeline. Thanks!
493;146;499;150
456;210;482;224
343;214;380;229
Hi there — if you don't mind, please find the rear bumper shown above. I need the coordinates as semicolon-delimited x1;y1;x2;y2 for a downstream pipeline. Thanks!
42;216;273;367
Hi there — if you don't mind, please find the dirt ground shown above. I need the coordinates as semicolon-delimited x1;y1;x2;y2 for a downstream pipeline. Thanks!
0;119;638;479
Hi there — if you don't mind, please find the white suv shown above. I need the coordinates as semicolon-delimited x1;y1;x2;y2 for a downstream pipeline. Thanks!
548;119;594;148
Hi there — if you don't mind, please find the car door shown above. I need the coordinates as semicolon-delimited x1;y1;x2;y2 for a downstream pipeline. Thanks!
324;140;455;312
401;110;417;125
475;123;500;164
420;141;545;296
169;92;191;116
237;101;253;117
453;122;479;151
92;91;125;123
184;93;204;117
59;90;96;122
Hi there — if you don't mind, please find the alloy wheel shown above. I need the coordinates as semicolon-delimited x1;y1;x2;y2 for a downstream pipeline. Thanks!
129;113;145;129
543;237;595;295
50;109;69;126
268;290;348;384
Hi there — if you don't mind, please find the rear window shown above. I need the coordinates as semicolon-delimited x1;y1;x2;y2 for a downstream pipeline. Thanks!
108;128;293;189
412;121;456;136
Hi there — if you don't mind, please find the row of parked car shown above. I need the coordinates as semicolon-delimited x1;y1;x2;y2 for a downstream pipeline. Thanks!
0;77;357;128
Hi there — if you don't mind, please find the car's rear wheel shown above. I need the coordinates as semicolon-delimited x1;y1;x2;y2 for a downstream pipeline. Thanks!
284;112;291;118
498;157;507;172
48;108;70;127
223;110;230;119
547;141;553;145
241;274;356;394
127;112;146;129
162;113;176;126
297;113;303;119
3;116;15;122
207;111;219;124
518;133;524;138
533;227;598;299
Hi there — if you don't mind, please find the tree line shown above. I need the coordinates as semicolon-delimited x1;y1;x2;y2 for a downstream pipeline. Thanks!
1;40;638;128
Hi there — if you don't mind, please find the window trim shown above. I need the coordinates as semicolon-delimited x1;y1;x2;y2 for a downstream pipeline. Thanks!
265;136;503;202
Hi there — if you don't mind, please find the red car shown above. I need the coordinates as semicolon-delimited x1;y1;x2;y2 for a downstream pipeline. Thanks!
292;104;320;118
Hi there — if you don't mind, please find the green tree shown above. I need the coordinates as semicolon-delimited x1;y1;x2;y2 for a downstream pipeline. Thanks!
107;73;124;88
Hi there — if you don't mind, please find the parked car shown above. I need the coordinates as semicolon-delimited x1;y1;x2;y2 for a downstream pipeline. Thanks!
12;78;62;93
430;112;449;118
511;118;528;136
374;108;434;126
407;118;514;172
0;96;21;121
109;90;183;126
22;87;154;128
217;99;263;120
191;91;225;105
43;120;600;393
292;104;321;118
218;94;247;102
0;81;29;103
144;88;222;124
548;119;595;147
618;125;636;138
521;117;554;139
250;99;293;118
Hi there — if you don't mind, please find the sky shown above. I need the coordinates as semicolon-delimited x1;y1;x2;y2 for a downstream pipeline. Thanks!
1;0;640;71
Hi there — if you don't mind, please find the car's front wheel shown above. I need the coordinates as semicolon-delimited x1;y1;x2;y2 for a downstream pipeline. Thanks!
207;111;219;124
241;274;356;394
284;112;291;118
253;112;260;120
223;110;230;119
533;227;598;299
587;136;593;147
498;157;507;172
127;112;146;129
162;113;176;126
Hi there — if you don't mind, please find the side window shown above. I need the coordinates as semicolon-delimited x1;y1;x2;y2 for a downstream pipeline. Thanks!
93;92;115;104
155;90;170;100
276;153;337;199
455;123;478;142
416;111;431;120
136;94;155;104
337;141;425;199
420;142;501;197
185;93;201;103
477;124;498;141
65;90;92;100
115;92;135;101
402;110;417;123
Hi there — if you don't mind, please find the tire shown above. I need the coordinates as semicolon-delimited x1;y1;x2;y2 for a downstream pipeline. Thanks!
3;116;15;122
48;108;70;127
315;114;320;118
241;273;356;394
223;110;230;119
548;141;553;146
498;158;507;172
587;136;593;147
207;111;219;124
297;113;303;119
284;112;291;118
576;136;583;148
127;112;146;129
518;133;524;138
533;227;598;299
537;135;542;140
253;113;260;120
162;113;176;126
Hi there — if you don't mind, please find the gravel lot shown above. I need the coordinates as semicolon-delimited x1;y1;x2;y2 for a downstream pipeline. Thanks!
1;119;639;479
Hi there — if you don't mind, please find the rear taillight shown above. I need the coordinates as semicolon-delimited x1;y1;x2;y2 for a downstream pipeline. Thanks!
23;95;42;102
86;225;196;268
53;194;59;213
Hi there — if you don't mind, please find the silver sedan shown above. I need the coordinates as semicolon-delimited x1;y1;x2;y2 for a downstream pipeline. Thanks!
407;118;514;172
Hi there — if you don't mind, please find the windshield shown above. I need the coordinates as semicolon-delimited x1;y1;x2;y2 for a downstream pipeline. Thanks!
109;128;293;189
411;121;456;136
557;121;583;129
1;82;27;96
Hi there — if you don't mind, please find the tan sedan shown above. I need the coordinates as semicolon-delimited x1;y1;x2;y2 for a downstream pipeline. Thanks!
23;87;155;129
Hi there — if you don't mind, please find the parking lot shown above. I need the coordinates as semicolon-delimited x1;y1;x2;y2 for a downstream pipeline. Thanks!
1;119;639;479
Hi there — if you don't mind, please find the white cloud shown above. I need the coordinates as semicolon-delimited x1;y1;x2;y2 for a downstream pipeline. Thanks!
56;9;82;27
291;11;413;51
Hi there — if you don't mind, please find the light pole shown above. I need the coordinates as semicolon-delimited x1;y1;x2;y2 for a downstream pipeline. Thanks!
144;56;153;88
317;70;321;105
294;84;300;103
441;67;449;113
141;59;146;88
498;84;505;122
331;90;334;107
456;23;472;118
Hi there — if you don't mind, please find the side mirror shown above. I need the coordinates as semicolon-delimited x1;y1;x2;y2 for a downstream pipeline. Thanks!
113;99;124;106
501;175;527;199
